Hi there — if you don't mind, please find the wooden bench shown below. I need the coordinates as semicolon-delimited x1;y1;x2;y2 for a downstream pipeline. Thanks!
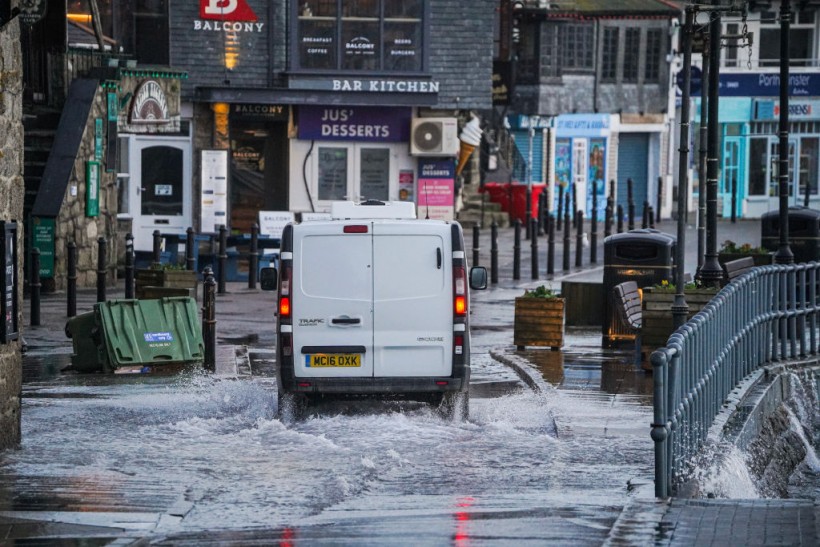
613;281;642;333
721;256;755;285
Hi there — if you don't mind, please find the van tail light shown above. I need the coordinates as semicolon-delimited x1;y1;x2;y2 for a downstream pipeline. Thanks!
278;261;292;320
453;265;467;316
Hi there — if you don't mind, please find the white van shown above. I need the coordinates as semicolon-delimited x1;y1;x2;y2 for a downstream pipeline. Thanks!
261;200;487;418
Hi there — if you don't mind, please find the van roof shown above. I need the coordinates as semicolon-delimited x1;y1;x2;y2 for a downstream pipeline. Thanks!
330;200;417;220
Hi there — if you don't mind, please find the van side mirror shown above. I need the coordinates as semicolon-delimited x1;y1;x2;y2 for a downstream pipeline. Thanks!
469;266;488;290
260;267;278;291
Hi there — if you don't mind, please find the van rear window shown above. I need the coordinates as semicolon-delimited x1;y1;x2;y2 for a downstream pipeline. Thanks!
300;235;372;300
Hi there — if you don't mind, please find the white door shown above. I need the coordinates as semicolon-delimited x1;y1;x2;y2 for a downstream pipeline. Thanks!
372;223;451;377
291;223;375;378
129;135;192;251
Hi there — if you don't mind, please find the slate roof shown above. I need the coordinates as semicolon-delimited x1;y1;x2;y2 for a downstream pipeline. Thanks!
532;0;682;17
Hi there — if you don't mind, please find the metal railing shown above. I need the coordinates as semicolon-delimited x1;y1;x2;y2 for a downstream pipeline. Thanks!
650;262;820;498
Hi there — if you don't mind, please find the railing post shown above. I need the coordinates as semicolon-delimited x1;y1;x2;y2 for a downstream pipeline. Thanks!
124;234;134;300
152;229;162;266
186;227;195;271
218;224;227;295
202;267;216;370
30;248;41;327
530;217;538;280
651;349;670;498
96;236;107;303
249;223;259;290
472;225;480;267
490;221;498;284
513;219;521;281
67;241;77;317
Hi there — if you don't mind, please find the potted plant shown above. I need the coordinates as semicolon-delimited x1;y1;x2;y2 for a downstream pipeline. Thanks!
718;240;773;266
514;285;565;350
641;280;718;352
135;262;198;300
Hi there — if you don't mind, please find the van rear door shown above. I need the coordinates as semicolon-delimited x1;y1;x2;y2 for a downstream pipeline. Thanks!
292;222;374;378
372;222;452;377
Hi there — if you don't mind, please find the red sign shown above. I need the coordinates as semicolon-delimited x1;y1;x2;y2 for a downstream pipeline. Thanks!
199;0;257;21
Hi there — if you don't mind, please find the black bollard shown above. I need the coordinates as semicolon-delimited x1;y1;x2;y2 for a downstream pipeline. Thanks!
67;241;77;317
202;267;216;370
97;236;107;303
547;216;555;276
642;201;649;229
124;234;134;300
186;227;195;271
656;176;663;224
627;178;635;231
648;206;655;229
591;180;599;264
490;221;498;284
617;204;624;233
563;208;571;272
604;205;613;239
530;218;539;280
472;225;480;267
572;184;579;229
513;219;521;281
249;223;259;290
556;186;564;231
217;224;227;295
30;248;41;327
537;193;546;236
152;229;162;266
576;210;584;268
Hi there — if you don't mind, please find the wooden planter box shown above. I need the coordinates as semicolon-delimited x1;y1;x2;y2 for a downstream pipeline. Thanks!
135;269;198;300
641;288;718;350
513;297;565;350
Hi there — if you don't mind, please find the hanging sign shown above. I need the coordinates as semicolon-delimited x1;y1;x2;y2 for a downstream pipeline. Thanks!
129;80;170;124
86;161;100;217
19;0;47;25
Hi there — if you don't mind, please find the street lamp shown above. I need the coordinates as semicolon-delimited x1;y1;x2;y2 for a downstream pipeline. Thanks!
775;0;794;264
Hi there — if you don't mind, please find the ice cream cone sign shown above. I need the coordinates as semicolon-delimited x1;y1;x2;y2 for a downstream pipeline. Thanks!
456;116;482;176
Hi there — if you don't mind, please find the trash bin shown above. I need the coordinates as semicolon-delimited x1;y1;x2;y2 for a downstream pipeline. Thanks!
602;229;676;348
65;310;105;373
510;183;547;223
761;206;820;263
65;297;204;373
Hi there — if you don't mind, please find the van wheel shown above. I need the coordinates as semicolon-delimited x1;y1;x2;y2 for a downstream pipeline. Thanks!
277;391;308;422
439;391;469;421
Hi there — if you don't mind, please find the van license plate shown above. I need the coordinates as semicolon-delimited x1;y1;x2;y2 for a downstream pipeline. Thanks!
306;354;361;367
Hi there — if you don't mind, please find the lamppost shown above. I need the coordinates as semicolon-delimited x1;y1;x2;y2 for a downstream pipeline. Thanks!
775;0;794;264
673;5;696;329
698;0;725;287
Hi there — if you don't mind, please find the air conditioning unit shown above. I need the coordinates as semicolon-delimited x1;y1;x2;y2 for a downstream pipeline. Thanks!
410;117;459;157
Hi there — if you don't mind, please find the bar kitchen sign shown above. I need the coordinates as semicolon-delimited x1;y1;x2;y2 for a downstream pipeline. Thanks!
194;0;265;32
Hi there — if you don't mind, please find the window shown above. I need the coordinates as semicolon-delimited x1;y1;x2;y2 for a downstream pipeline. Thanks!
134;0;169;65
623;28;640;82
799;137;819;197
644;29;662;82
561;23;594;71
360;148;390;201
541;24;561;78
725;23;739;68
517;20;540;84
141;146;182;216
601;27;618;82
759;9;816;67
296;0;424;72
318;147;348;200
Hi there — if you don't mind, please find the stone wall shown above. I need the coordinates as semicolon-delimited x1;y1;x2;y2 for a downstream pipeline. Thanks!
52;87;118;290
0;13;24;450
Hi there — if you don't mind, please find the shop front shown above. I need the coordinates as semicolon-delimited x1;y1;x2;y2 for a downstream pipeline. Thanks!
288;105;418;213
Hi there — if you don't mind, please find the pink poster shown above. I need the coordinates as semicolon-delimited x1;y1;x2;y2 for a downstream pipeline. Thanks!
417;159;455;220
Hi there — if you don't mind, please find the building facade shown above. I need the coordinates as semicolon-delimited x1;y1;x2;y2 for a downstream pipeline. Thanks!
505;0;680;220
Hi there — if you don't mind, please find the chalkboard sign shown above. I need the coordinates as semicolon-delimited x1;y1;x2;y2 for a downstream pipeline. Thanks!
0;221;18;343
